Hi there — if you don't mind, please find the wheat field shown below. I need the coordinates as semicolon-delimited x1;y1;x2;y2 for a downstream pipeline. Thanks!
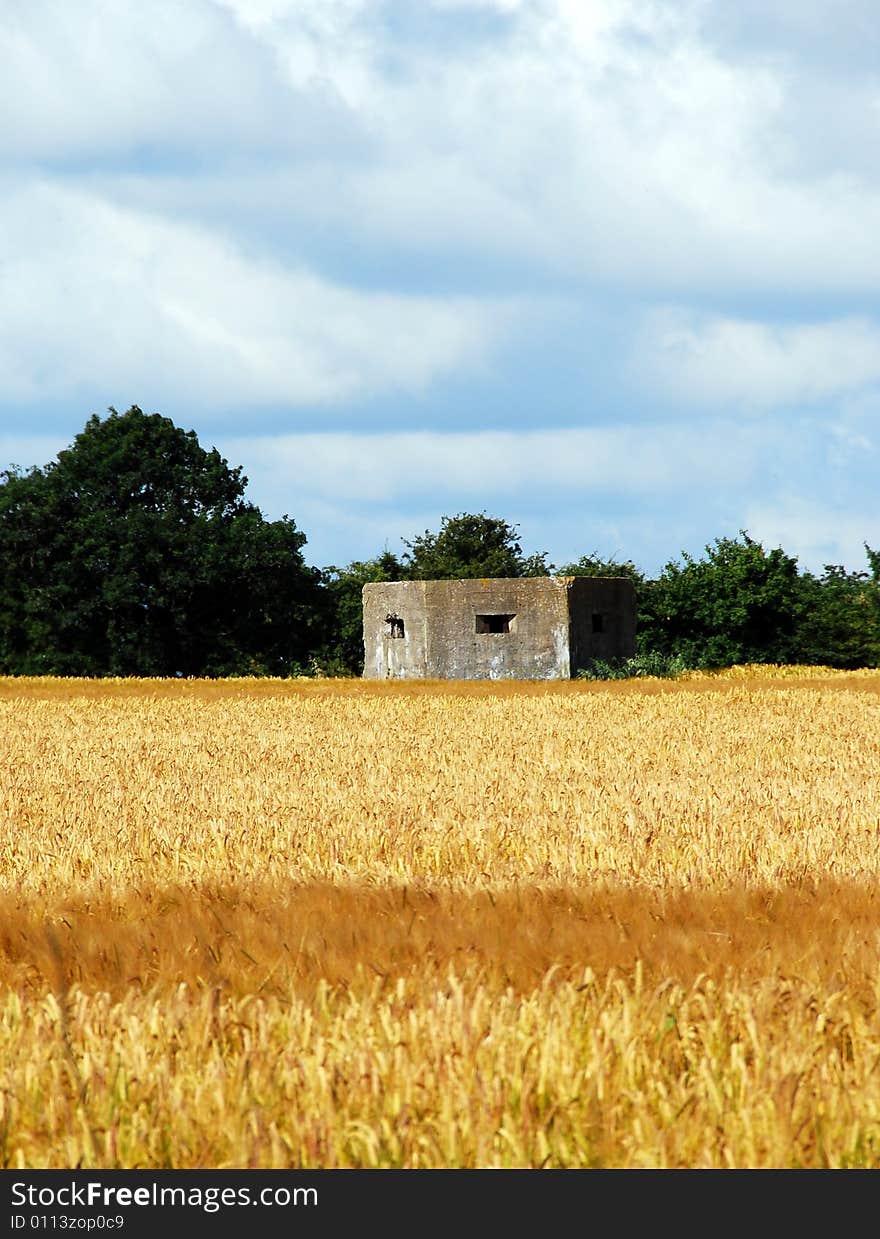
1;668;879;1168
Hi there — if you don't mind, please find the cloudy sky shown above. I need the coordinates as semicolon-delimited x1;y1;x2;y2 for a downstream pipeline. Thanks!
2;0;878;576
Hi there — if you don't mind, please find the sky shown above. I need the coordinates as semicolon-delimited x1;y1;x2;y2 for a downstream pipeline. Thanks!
1;0;878;578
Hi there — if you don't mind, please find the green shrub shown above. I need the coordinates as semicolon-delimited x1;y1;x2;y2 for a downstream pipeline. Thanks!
575;651;691;680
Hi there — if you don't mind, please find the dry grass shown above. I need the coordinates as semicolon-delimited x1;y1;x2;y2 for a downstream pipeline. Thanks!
1;668;879;1168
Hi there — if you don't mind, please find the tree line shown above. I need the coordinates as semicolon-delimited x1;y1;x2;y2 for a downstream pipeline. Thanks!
1;407;878;678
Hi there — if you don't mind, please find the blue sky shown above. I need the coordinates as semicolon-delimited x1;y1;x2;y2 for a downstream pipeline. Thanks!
1;0;878;577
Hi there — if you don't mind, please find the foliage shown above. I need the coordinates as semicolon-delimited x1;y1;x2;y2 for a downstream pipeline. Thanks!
400;512;552;580
556;552;646;592
576;651;690;680
0;406;323;676
792;552;880;669
636;532;805;670
631;536;879;671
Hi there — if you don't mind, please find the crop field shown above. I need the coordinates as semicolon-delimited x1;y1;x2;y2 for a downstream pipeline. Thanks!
1;668;880;1168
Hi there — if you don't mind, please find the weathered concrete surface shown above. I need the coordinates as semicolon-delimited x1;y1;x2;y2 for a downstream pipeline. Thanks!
362;577;636;680
566;576;637;672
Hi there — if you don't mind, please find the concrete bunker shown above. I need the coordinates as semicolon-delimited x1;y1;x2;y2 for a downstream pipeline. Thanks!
362;577;636;680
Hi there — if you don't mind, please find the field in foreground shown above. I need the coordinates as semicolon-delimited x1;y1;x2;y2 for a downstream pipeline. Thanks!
1;669;879;1168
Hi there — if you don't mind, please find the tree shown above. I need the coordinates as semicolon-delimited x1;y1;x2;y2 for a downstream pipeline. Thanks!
639;532;803;669
0;406;324;676
556;552;646;594
400;512;552;580
793;553;880;669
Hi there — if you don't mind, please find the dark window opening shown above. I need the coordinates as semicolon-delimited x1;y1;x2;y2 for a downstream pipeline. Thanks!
592;613;604;633
476;613;515;634
385;613;405;638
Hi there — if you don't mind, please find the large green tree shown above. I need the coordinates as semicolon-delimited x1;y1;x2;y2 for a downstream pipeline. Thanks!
793;551;880;669
0;406;324;676
400;512;552;580
638;532;804;669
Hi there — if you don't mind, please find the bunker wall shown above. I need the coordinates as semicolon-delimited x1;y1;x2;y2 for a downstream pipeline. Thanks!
362;575;637;680
424;578;570;680
567;577;637;673
362;581;428;679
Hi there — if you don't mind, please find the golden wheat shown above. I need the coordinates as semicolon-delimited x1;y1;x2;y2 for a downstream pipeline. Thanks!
1;669;879;1167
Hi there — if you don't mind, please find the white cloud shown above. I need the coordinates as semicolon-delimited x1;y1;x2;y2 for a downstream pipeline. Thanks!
6;1;880;294
256;0;880;293
220;422;768;511
430;1;525;10
744;494;880;575
0;0;294;159
0;181;521;410
217;418;878;576
634;311;880;410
